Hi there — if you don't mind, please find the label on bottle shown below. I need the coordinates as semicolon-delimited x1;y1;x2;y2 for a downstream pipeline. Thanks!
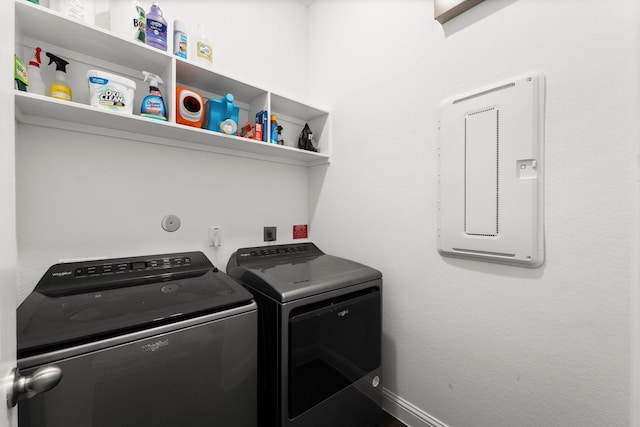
147;19;167;49
134;5;146;43
50;84;72;102
143;97;164;116
174;31;188;59
196;41;212;63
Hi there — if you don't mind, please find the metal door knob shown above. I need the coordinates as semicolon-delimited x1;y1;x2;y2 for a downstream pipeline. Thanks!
7;365;63;408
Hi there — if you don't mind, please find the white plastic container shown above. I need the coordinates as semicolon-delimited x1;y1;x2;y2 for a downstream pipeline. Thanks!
192;24;212;67
173;19;188;59
87;70;136;114
50;0;94;25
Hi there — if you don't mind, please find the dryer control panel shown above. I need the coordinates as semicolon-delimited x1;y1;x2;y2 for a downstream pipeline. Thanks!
233;243;324;264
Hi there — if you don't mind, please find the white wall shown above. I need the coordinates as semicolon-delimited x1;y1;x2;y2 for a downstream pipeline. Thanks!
1;1;17;426
633;0;640;423
93;0;311;99
15;0;311;301
308;0;637;426
15;1;640;426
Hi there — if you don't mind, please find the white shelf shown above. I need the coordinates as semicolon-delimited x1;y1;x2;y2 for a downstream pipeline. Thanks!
15;92;330;166
15;1;171;73
175;59;266;103
14;0;331;167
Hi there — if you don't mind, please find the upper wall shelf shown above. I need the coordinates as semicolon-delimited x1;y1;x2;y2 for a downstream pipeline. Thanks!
14;0;330;167
15;0;170;72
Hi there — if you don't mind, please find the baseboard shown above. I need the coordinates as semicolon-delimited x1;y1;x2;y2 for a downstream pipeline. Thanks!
381;387;449;427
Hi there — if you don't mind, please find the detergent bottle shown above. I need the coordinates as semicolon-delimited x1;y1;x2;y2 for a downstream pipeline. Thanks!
203;94;239;133
140;71;167;120
193;24;212;66
146;2;167;51
27;47;45;96
45;52;72;101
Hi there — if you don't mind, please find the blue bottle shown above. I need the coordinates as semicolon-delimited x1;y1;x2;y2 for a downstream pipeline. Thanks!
146;2;167;51
140;72;167;120
270;115;279;144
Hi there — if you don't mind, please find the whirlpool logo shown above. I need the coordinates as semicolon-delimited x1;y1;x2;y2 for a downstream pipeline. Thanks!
52;271;73;278
141;339;169;353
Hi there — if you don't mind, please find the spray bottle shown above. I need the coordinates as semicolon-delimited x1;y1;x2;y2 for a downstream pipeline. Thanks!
45;52;71;101
140;71;167;121
27;47;45;96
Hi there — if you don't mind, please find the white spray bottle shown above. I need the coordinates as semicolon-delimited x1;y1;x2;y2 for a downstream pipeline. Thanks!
26;47;45;96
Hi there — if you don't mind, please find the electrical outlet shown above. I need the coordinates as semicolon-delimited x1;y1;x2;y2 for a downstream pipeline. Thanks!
209;226;221;247
264;226;277;242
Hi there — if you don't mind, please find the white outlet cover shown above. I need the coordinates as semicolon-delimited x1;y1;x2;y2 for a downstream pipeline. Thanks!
209;226;221;247
437;72;545;267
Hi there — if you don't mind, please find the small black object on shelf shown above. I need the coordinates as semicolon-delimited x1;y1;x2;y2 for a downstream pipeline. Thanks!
298;123;317;152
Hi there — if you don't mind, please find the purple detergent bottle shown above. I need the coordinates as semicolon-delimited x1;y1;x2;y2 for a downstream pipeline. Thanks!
146;2;167;51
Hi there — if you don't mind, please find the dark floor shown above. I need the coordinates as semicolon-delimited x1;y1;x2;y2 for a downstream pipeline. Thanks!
382;411;408;427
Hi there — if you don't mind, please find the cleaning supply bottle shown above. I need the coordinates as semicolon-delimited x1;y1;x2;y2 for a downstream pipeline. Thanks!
140;71;167;121
108;0;145;43
193;24;212;66
145;2;167;51
14;55;28;92
26;47;45;96
45;52;71;101
173;19;188;59
270;115;279;144
50;0;93;24
134;1;146;43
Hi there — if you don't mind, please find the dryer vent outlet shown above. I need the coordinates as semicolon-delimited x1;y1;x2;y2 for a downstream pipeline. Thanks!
264;226;277;242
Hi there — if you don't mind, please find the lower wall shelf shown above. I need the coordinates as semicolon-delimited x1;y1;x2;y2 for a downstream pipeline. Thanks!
15;91;330;167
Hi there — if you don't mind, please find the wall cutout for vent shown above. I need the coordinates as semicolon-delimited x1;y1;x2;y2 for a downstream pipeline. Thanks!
437;73;545;267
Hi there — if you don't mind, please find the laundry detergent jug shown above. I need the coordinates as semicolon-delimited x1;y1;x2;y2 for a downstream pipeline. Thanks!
204;94;239;134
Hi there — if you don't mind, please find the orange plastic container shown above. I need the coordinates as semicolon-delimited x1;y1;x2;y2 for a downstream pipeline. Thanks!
176;87;204;127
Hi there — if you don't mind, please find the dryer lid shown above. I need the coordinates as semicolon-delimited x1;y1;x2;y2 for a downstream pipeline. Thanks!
226;243;382;303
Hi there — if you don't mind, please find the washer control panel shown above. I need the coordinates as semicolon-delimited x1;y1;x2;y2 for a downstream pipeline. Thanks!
74;256;192;278
37;252;213;296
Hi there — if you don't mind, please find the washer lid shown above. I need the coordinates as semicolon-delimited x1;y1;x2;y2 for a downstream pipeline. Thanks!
17;252;253;358
227;243;382;302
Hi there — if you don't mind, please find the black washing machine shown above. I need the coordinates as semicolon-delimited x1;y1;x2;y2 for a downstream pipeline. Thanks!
16;252;257;427
227;242;382;427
